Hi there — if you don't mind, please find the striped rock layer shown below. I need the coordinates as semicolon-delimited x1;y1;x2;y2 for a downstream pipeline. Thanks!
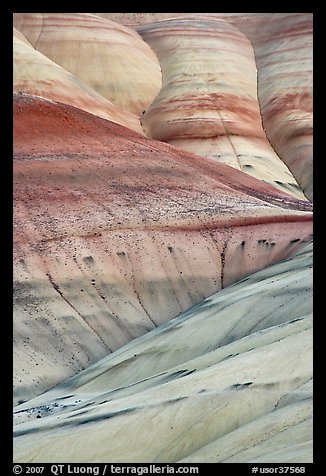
13;244;312;463
95;13;312;201
13;12;162;116
13;94;312;404
137;17;307;200
245;14;313;201
13;28;143;134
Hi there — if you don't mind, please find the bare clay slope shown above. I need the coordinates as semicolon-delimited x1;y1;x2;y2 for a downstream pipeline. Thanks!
13;28;144;134
13;13;162;117
243;14;313;201
13;244;312;463
137;17;307;201
95;13;312;201
13;94;312;405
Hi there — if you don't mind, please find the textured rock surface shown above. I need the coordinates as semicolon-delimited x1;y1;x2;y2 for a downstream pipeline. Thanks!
13;28;143;133
12;13;313;463
245;14;313;201
13;13;162;116
13;244;312;463
92;13;182;27
96;13;312;201
137;17;307;200
13;94;312;405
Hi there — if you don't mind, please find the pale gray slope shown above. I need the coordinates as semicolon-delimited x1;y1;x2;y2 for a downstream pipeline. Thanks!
13;244;313;463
